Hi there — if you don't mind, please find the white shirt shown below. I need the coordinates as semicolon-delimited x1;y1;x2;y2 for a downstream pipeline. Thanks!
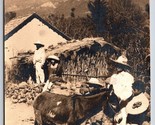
110;71;134;100
33;47;45;65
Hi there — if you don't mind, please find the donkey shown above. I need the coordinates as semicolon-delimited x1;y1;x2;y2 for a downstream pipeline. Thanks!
33;89;110;125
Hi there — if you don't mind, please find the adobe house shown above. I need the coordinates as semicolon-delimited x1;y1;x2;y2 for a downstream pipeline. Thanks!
4;13;71;65
4;13;71;82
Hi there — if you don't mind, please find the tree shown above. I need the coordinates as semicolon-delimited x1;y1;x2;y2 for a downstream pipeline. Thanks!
88;0;108;36
46;14;96;39
106;0;150;77
5;11;16;24
70;8;75;18
46;0;150;72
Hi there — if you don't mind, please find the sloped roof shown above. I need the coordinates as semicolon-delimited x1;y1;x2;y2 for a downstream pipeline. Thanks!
4;13;71;41
21;37;120;61
46;37;120;57
5;15;30;35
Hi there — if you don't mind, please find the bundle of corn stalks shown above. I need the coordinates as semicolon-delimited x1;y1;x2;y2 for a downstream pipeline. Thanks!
58;38;120;82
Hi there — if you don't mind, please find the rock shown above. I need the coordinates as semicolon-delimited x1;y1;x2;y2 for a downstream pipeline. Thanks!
6;95;11;98
14;86;19;90
20;93;26;98
22;89;28;94
75;82;83;88
29;83;35;88
60;84;68;89
14;90;19;94
10;83;18;88
12;99;18;103
18;98;27;103
55;82;62;86
35;87;41;93
74;88;80;94
17;95;21;100
18;82;28;89
70;87;75;91
12;95;18;99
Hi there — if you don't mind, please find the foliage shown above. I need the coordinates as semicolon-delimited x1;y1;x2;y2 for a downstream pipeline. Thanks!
51;0;147;71
46;14;96;39
7;58;35;83
70;8;75;18
106;0;150;78
5;11;16;24
45;0;150;80
88;0;108;36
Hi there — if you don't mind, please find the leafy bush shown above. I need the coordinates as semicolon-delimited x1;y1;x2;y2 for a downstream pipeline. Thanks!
7;57;35;83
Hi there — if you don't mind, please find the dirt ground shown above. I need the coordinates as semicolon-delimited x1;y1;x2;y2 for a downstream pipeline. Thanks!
4;80;74;125
5;87;75;125
5;98;34;125
5;84;150;125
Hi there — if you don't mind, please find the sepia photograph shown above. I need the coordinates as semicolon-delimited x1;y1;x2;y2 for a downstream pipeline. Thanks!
4;0;150;125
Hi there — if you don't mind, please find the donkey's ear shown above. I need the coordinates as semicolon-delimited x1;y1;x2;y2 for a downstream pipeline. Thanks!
109;85;113;91
108;85;114;96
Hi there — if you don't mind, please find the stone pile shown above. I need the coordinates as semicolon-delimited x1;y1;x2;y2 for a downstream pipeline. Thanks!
5;81;82;105
5;82;43;104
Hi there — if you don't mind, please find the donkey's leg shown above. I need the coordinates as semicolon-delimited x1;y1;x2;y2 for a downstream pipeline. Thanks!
34;109;42;125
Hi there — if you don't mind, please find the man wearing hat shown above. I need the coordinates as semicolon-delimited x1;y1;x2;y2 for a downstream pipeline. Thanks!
42;55;64;92
33;40;46;84
104;54;149;125
80;78;105;95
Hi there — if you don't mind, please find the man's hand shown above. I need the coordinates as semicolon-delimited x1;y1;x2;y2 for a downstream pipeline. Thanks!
114;112;123;124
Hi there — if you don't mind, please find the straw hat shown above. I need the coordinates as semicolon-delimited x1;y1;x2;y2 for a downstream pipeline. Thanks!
87;78;102;86
34;40;44;46
47;55;60;61
110;55;131;70
126;93;149;115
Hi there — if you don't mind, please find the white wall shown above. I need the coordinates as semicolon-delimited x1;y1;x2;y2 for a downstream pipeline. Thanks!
5;18;67;62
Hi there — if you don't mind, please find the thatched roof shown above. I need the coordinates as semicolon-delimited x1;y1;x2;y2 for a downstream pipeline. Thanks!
46;37;120;58
11;37;120;62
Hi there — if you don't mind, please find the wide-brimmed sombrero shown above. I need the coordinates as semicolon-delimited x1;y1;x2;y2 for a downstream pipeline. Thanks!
47;55;60;61
87;78;103;86
126;93;149;115
110;55;131;70
34;40;44;46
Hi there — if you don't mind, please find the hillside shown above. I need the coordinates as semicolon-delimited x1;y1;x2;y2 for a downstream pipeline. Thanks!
5;0;149;22
53;0;90;18
4;0;61;17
